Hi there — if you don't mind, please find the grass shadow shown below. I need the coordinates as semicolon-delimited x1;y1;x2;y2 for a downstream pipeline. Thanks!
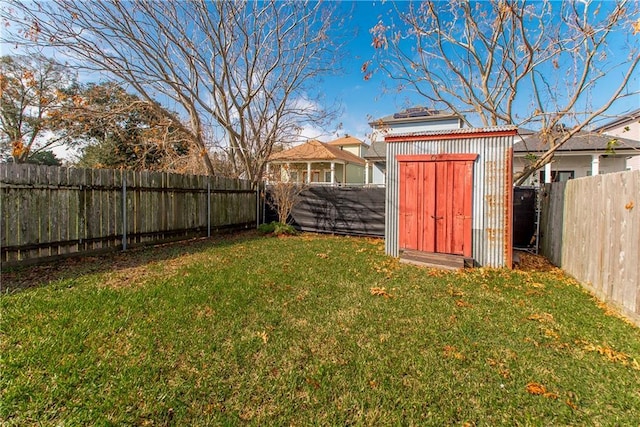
1;230;262;293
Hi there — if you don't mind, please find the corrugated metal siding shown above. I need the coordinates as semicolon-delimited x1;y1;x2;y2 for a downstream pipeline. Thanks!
385;133;514;267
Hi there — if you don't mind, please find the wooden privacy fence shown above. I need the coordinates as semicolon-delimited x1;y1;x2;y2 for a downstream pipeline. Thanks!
1;164;257;266
539;181;566;266
540;170;640;324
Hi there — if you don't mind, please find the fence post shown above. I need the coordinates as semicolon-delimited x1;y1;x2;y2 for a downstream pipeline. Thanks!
256;184;260;228
122;171;127;251
207;178;211;237
262;185;267;225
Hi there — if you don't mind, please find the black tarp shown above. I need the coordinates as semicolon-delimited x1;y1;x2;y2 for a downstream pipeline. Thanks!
264;186;385;237
513;187;537;248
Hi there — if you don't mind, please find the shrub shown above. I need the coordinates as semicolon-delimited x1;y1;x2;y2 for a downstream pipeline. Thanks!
257;221;298;236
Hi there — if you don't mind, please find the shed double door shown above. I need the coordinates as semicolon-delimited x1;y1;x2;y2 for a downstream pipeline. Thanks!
398;154;477;257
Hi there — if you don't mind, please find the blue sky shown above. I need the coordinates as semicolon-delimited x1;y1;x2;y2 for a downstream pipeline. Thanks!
318;0;640;144
2;0;638;149
319;1;409;142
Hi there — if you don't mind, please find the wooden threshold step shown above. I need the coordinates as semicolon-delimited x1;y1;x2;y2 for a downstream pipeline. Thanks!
399;249;473;270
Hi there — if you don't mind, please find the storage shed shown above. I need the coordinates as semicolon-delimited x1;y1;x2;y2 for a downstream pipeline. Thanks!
385;127;517;268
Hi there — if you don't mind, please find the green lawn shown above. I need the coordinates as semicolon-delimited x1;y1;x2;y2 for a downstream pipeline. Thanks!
2;233;639;426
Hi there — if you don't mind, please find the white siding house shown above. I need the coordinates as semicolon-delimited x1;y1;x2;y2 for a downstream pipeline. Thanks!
594;109;640;171
513;129;640;186
365;107;465;185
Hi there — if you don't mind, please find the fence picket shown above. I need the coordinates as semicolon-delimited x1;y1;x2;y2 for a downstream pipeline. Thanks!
541;170;640;325
0;164;256;265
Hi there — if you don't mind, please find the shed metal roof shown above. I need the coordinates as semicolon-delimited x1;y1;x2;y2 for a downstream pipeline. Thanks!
385;126;518;141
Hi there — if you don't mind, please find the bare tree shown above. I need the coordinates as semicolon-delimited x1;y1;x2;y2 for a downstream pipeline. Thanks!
2;0;343;184
0;54;77;162
265;164;307;225
368;0;640;184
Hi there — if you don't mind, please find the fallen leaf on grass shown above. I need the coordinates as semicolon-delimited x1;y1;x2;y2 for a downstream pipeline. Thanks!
577;340;636;367
370;287;392;298
594;300;635;325
448;286;464;297
427;269;448;277
526;382;557;399
499;368;511;379
257;330;268;345
527;313;554;323
524;337;540;347
595;300;619;317
526;382;546;395
566;398;579;410
443;345;465;360
487;358;511;378
455;299;473;308
316;253;329;259
542;327;560;340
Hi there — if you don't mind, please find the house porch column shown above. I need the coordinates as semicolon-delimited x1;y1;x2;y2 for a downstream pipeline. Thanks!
364;161;369;184
544;163;552;184
330;162;336;185
306;162;311;183
591;154;600;176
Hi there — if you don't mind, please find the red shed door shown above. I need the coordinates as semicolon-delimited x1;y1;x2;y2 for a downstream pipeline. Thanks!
398;154;477;257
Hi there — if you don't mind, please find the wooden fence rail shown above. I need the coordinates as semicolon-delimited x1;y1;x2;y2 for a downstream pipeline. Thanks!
1;164;257;266
540;170;640;324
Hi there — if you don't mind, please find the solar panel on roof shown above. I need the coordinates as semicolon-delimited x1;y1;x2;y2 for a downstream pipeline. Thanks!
392;108;440;119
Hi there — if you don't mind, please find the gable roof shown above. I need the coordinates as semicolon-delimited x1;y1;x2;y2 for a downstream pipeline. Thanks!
363;140;386;160
268;140;366;165
327;135;367;147
513;130;640;153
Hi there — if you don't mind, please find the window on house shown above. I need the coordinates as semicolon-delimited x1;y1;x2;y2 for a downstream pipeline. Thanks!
302;171;320;183
324;170;332;182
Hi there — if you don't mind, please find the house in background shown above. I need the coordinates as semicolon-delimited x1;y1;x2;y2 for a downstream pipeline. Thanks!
513;129;640;186
327;135;369;157
594;108;640;140
362;140;386;186
266;138;367;185
366;107;465;185
594;108;640;171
